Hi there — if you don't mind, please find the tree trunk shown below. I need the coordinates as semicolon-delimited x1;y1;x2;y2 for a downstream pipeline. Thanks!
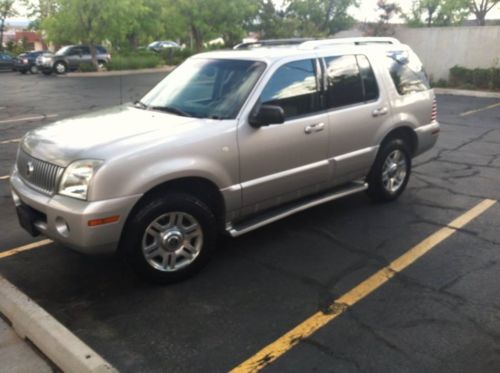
191;25;203;52
90;43;98;70
0;19;5;52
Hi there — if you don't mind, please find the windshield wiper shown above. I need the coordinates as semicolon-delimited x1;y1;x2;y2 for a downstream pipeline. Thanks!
149;105;192;117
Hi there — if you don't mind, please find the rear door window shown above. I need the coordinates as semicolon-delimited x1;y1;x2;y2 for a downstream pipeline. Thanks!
386;50;430;95
260;59;320;119
324;54;378;109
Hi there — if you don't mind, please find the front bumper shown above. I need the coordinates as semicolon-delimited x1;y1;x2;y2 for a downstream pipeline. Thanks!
415;121;440;156
10;169;142;254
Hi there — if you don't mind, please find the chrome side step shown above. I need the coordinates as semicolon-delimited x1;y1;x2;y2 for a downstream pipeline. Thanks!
227;181;368;237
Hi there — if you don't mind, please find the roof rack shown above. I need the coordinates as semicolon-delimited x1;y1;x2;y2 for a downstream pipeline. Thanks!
299;37;400;49
233;38;314;50
233;37;400;50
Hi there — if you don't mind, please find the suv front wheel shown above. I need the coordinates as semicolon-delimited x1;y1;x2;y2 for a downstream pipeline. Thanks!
367;138;411;202
54;61;67;74
120;193;217;284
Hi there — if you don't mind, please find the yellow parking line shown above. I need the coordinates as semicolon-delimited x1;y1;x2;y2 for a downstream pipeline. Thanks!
0;239;53;259
231;199;497;372
0;138;21;145
460;102;500;116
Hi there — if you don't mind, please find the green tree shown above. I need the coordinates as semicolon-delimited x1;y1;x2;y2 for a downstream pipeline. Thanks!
0;0;17;52
404;0;469;27
469;0;500;25
287;0;357;37
174;0;258;51
22;0;58;30
43;0;129;68
372;0;400;35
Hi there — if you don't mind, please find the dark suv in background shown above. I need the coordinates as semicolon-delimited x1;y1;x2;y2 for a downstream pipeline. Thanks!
36;45;111;75
14;51;46;74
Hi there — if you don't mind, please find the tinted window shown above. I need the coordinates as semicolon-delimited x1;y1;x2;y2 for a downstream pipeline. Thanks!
80;46;91;55
356;55;379;101
386;50;430;95
260;59;320;119
67;47;80;56
324;55;364;108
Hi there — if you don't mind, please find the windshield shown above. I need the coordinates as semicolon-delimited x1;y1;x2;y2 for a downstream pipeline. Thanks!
140;58;266;119
55;46;72;55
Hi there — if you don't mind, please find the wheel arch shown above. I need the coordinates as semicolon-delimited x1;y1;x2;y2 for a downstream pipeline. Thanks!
122;176;226;234
379;125;418;156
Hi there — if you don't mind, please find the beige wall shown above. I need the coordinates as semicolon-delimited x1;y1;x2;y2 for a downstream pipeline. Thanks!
394;26;500;81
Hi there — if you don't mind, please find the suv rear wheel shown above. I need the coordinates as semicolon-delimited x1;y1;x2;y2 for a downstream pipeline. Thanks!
54;61;67;74
120;193;217;284
367;138;411;202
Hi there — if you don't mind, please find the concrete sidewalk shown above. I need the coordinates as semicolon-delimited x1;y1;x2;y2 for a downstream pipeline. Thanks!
0;317;52;372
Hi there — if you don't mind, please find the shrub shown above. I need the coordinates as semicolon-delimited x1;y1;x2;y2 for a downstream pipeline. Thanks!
78;62;97;72
448;65;500;91
107;53;162;71
449;65;473;87
472;68;491;90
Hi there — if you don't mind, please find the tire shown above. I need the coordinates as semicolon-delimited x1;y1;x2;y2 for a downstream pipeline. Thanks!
29;65;38;74
53;61;67;74
366;138;411;202
97;60;106;70
120;192;217;284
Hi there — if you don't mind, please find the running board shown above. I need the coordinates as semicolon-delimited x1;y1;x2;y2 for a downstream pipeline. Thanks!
227;181;368;237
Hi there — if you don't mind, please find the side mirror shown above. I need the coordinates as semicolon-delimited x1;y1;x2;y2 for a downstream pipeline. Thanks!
249;104;285;127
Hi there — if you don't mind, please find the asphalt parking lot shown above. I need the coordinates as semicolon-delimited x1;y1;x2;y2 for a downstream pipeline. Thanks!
1;70;500;372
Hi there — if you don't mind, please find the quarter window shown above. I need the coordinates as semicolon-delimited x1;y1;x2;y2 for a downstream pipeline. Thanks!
386;50;430;95
260;59;320;119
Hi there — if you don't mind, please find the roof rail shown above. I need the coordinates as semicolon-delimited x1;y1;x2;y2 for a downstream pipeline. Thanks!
233;38;314;50
299;37;400;49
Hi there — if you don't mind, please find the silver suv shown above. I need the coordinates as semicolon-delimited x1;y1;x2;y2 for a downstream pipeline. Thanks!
36;45;111;75
11;37;439;283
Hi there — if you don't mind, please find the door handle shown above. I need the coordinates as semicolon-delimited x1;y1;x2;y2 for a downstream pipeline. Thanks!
372;107;388;117
304;122;325;134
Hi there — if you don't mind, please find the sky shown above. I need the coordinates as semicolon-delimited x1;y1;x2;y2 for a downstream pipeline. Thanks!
6;0;500;26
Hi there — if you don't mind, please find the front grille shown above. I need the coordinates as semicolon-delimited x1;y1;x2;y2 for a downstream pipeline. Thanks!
17;150;64;195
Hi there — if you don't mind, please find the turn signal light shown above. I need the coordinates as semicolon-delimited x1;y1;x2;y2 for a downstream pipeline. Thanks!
88;215;119;227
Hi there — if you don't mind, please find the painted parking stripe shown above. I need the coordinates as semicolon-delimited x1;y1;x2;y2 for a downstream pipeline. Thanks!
0;175;9;180
460;102;500;116
0;137;21;144
231;199;497;372
0;275;117;372
0;239;53;259
0;114;58;124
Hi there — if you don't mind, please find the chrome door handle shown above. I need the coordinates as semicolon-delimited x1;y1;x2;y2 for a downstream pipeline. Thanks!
372;107;388;117
304;122;325;134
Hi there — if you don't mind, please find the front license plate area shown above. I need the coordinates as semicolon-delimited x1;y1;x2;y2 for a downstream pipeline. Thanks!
16;204;42;237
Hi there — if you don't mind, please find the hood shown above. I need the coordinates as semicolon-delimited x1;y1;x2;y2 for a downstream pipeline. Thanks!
22;105;203;166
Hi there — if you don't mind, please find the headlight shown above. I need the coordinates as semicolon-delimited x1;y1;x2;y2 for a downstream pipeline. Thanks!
59;160;103;200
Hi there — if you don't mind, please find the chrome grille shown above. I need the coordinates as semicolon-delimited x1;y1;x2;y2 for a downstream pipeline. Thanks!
17;150;64;195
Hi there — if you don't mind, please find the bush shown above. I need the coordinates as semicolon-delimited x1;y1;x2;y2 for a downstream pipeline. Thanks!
107;52;163;71
448;65;500;91
78;62;97;72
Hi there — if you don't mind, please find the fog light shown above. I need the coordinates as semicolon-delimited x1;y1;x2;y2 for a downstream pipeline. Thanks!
55;217;70;237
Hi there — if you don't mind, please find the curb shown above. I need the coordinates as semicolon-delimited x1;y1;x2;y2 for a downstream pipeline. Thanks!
0;275;117;373
434;87;500;98
62;65;175;78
